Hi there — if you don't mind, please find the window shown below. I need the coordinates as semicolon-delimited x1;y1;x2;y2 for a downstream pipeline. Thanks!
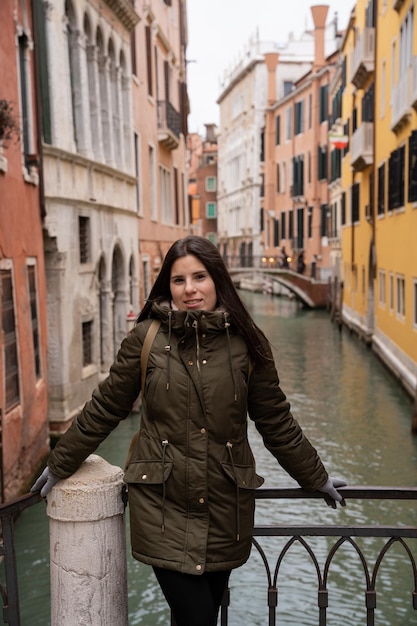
351;183;360;223
260;128;265;161
145;25;153;96
160;165;172;223
283;81;293;96
281;212;286;239
341;192;346;226
174;167;179;225
319;84;328;123
378;162;386;215
294;100;304;135
206;202;216;218
396;275;405;319
82;320;93;367
362;84;374;122
408;131;417;203
1;268;20;410
18;32;35;168
275;115;281;145
379;270;386;307
206;176;216;192
320;204;328;237
292;155;304;196
388;145;405;210
149;145;157;220
389;273;394;312
318;145;328;180
285;106;291;140
27;264;41;378
79;216;91;264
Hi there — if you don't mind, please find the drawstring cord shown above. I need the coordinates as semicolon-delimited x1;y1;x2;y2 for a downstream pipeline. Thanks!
192;320;201;372
226;441;240;541
224;314;238;402
161;439;169;532
165;312;172;390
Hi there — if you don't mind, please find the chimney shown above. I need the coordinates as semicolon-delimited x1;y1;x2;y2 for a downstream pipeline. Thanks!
311;5;329;69
264;52;279;106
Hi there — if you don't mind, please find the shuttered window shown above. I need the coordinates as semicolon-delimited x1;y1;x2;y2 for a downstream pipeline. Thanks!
1;270;20;410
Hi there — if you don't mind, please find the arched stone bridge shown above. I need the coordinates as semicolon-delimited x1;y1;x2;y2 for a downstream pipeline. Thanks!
228;267;329;309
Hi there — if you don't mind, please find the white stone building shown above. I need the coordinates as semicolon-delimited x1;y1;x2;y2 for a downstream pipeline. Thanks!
37;0;140;434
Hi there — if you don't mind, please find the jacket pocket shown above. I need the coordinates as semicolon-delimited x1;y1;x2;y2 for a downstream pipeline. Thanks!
221;462;264;489
124;460;173;484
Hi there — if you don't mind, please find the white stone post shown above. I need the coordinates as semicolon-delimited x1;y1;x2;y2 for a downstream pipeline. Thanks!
47;455;128;626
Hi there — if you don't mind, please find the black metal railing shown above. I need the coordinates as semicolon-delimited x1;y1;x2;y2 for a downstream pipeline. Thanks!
0;491;43;625
157;100;181;138
214;486;417;626
2;487;416;625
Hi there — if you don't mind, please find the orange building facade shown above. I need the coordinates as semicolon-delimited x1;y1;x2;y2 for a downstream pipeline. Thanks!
263;6;340;279
0;0;49;499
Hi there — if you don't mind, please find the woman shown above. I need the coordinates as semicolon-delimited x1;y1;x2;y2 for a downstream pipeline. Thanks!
32;236;345;626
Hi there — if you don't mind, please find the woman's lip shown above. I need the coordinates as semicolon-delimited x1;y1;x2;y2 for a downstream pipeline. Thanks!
184;300;202;306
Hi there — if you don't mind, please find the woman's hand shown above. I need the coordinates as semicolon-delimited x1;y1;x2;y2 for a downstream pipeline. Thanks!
319;477;347;508
31;467;61;498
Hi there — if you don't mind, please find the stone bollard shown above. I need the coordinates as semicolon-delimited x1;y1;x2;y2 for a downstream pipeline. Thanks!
46;454;128;626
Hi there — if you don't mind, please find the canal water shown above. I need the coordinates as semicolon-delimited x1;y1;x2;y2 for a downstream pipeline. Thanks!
8;291;417;625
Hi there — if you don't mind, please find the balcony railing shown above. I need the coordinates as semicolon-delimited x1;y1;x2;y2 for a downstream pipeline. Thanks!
2;485;416;626
350;28;375;89
351;122;374;171
157;100;181;150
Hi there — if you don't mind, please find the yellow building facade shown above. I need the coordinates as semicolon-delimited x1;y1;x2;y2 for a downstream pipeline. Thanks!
342;0;417;397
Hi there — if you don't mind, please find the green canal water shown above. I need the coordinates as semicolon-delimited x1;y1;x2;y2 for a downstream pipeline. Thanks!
8;291;417;625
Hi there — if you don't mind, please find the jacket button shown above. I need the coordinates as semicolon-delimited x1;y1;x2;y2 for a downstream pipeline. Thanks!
200;427;206;434
188;360;193;366
199;497;205;504
196;564;202;571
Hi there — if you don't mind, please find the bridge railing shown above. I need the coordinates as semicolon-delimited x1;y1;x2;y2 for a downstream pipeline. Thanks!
2;464;416;626
224;255;322;280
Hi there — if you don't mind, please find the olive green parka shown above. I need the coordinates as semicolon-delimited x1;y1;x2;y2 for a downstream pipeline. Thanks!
48;303;328;575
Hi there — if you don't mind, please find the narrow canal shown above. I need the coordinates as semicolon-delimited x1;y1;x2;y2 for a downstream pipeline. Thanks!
9;291;417;625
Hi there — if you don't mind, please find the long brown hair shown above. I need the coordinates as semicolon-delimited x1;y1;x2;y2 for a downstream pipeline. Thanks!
137;236;270;367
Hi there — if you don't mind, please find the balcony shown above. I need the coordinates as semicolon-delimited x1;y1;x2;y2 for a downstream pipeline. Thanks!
391;65;413;133
157;100;181;150
351;122;373;171
350;28;375;89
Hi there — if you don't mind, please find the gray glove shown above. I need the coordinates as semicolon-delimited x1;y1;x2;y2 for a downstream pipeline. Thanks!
31;467;61;498
319;477;347;508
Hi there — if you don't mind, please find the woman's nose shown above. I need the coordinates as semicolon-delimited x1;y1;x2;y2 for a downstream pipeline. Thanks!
185;279;196;292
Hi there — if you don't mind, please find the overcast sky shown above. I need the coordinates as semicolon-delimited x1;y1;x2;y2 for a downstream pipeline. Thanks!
186;1;354;134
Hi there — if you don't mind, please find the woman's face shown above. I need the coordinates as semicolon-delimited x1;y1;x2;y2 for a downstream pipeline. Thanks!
170;254;217;311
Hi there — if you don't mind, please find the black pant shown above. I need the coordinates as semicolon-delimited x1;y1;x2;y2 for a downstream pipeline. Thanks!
153;566;231;626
